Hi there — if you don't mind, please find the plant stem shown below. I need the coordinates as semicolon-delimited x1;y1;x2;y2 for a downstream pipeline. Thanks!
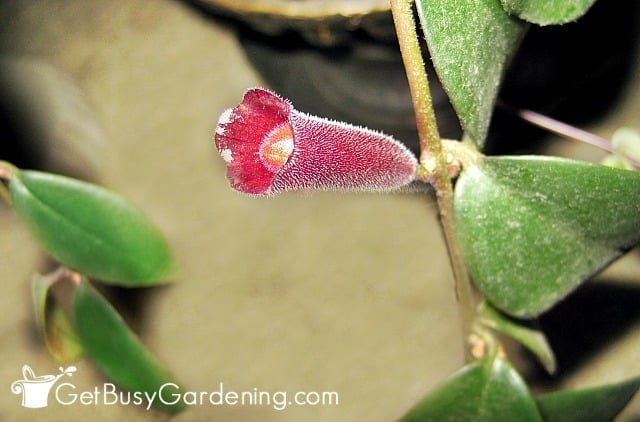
390;0;476;359
518;109;614;151
508;106;640;168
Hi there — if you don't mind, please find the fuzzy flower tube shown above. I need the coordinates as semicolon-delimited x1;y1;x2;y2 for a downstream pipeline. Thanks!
214;88;418;195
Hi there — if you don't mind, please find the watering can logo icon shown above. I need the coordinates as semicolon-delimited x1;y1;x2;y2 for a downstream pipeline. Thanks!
11;364;77;408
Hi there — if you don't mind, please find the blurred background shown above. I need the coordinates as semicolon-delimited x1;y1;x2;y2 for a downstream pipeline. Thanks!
0;1;639;420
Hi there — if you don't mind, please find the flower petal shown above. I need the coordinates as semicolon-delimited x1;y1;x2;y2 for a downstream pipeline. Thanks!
214;87;418;195
215;88;293;195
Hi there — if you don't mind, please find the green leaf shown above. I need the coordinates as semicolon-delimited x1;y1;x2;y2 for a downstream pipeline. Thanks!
32;270;84;361
478;302;555;374
72;278;185;413
401;354;541;421
536;377;640;422
7;167;176;286
416;0;526;147
500;0;597;25
455;156;640;317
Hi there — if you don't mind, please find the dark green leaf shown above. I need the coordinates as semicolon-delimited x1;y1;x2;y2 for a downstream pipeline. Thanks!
32;270;84;361
537;377;640;422
416;0;525;146
72;279;185;413
454;156;640;317
500;0;597;25
402;354;541;421
8;169;175;285
478;302;555;374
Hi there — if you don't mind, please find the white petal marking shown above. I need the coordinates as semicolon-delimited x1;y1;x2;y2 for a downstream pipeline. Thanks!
220;148;233;163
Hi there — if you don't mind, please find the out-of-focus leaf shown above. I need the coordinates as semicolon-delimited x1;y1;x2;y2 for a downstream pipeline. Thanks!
600;154;635;171
478;301;555;374
536;377;640;422
454;156;640;318
601;128;640;170
500;0;597;25
7;167;175;286
401;353;541;421
416;0;525;147
613;127;640;163
71;278;185;413
32;270;84;361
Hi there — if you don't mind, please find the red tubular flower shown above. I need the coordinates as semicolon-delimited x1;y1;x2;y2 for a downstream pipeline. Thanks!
214;87;418;195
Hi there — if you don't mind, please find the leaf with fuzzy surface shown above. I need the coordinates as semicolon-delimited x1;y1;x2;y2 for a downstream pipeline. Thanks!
455;156;640;317
500;0;597;25
416;0;525;147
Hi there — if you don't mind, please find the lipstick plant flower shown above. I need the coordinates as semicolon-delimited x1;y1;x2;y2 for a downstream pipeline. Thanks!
214;87;418;196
